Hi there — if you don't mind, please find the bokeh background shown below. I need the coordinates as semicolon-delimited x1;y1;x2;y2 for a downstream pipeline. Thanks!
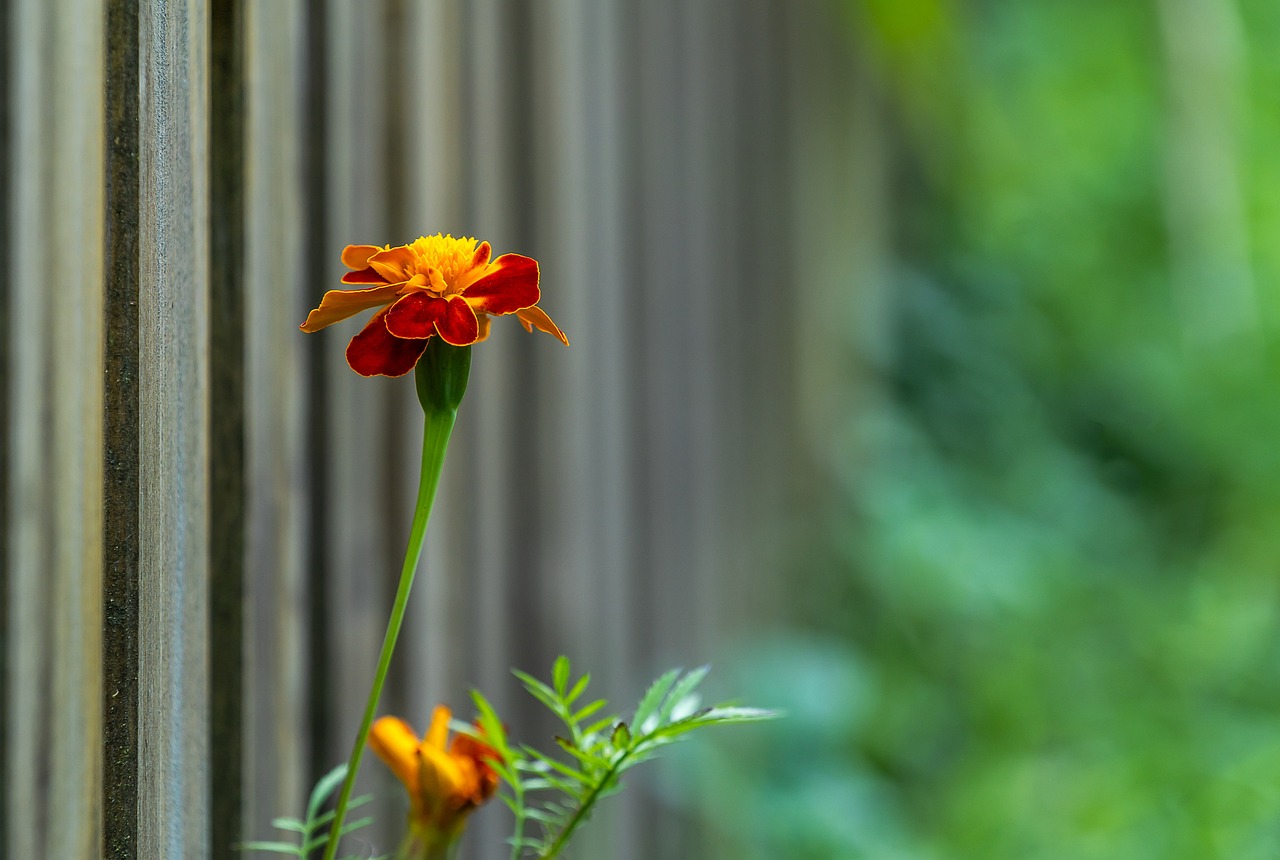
4;1;1280;858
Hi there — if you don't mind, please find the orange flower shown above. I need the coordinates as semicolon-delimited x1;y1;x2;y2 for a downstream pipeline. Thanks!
368;706;500;842
300;234;568;377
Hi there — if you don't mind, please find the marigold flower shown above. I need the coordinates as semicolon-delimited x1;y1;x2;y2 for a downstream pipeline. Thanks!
368;706;499;845
300;234;568;377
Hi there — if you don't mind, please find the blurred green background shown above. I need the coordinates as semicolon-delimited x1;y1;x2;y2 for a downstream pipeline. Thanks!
693;1;1280;857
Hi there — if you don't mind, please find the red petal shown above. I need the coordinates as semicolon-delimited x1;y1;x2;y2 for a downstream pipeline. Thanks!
300;284;402;332
341;266;389;284
435;296;481;346
384;291;443;339
345;307;429;377
470;241;492;270
462;254;539;316
341;244;383;269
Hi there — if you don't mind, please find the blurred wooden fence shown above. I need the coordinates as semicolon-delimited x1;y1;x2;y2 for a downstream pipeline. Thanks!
0;1;857;858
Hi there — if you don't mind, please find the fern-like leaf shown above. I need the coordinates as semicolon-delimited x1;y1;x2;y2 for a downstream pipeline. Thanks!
238;763;383;859
489;659;778;859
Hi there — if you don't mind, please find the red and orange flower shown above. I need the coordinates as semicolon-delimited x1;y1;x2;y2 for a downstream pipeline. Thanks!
368;705;500;844
301;234;568;377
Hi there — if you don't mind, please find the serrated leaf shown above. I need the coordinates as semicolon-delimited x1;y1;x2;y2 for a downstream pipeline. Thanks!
631;668;681;733
678;705;781;725
236;840;303;855
524;807;561;823
513;670;563;714
310;794;372;829
270;817;306;833
656;666;710;725
306;764;348;824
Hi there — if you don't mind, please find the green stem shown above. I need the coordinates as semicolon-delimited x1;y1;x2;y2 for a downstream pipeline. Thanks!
539;753;629;860
507;767;527;860
321;407;458;860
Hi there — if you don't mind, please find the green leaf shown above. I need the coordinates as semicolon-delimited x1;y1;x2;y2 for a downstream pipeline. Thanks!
310;794;372;829
513;670;563;714
565;673;591;704
656;666;710;724
305;764;348;824
571;699;608;724
236;840;304;855
631;668;681;732
470;689;511;758
552;656;571;696
270;817;306;834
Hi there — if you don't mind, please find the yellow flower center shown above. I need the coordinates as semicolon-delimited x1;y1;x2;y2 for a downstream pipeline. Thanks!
405;234;478;291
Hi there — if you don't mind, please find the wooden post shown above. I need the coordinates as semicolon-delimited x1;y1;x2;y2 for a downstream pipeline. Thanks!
104;1;211;857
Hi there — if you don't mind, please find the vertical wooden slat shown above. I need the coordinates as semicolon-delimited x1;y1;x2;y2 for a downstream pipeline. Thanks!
209;0;246;856
102;0;142;852
244;0;310;843
48;1;106;858
401;0;467;730
459;0;522;704
322;0;408;845
103;0;212;855
0;0;10;841
10;0;104;854
530;3;640;855
9;1;56;855
301;0;333;791
136;0;211;854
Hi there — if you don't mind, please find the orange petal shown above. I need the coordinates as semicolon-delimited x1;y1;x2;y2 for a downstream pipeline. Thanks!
515;305;569;346
425;705;452;751
368;244;417;283
299;284;402;332
451;732;500;801
341;244;384;269
470;241;492;270
474;314;492;343
418;743;469;804
369;716;422;794
345;306;429;377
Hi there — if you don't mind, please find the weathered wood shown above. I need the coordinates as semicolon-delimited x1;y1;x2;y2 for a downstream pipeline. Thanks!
135;0;212;853
209;0;246;856
0;0;8;839
243;0;311;846
4;2;809;857
102;0;143;851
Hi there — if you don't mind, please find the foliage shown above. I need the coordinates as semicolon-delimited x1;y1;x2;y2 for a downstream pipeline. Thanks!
239;764;382;860
695;1;1280;858
471;657;777;859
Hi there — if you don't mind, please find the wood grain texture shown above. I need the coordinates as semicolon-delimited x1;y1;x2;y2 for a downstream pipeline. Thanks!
9;2;56;855
102;0;143;853
3;2;812;856
209;0;246;856
136;0;211;856
5;0;105;858
0;0;9;840
243;0;310;846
